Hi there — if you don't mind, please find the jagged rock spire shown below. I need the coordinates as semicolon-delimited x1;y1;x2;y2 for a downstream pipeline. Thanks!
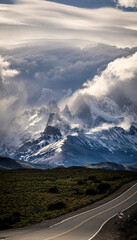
61;104;72;120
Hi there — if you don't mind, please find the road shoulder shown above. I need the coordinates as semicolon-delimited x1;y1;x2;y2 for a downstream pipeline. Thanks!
93;203;137;240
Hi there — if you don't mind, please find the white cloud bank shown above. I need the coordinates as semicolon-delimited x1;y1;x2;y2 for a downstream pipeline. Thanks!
0;0;137;48
0;56;27;138
81;52;137;104
64;51;137;129
116;0;137;8
0;56;19;82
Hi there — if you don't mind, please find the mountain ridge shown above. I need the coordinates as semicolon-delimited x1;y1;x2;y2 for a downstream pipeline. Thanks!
1;100;137;169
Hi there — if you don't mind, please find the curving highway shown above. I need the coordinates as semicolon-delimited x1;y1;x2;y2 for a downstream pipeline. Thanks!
0;183;137;240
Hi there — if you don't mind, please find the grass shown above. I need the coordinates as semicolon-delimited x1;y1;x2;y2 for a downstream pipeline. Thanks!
0;167;137;229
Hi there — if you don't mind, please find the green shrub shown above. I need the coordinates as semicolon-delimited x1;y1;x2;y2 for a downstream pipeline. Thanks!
48;186;59;193
0;212;21;229
88;176;96;181
75;188;82;195
97;182;110;194
85;188;97;195
77;179;85;185
48;201;66;211
94;179;101;183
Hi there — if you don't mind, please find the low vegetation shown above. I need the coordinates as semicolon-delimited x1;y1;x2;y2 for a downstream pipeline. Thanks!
0;167;137;229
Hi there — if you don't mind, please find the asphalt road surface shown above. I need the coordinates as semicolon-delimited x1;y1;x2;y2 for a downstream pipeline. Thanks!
0;183;137;240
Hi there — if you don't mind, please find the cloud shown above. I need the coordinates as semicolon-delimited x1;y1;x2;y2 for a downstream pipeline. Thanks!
87;117;131;134
115;0;137;8
3;44;136;108
0;56;19;84
37;88;57;105
0;56;27;144
0;0;137;48
1;45;136;144
0;55;19;78
81;52;137;107
62;52;137;129
0;0;137;145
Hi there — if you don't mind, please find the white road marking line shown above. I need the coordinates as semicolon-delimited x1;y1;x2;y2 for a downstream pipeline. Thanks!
49;182;137;228
44;190;137;240
88;200;137;240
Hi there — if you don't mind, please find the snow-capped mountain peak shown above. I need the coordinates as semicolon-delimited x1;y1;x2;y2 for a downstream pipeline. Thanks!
1;96;137;169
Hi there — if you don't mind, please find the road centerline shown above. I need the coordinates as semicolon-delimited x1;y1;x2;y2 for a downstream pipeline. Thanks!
43;190;137;240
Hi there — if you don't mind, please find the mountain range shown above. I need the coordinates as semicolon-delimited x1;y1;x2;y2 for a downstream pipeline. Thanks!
0;98;137;170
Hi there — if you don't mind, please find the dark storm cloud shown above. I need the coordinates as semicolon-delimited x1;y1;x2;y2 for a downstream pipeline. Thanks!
3;44;137;107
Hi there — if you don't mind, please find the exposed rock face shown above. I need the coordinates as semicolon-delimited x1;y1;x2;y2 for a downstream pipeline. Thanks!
44;126;62;137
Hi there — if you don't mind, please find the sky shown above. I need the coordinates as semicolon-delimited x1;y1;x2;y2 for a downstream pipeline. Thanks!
0;0;137;144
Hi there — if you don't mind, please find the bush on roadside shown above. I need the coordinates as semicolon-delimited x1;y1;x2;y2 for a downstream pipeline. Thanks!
48;186;59;193
85;188;97;195
77;179;85;185
0;212;21;230
47;201;66;211
97;182;110;194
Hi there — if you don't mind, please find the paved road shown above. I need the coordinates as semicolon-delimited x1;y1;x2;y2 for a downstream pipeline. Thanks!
0;183;137;240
